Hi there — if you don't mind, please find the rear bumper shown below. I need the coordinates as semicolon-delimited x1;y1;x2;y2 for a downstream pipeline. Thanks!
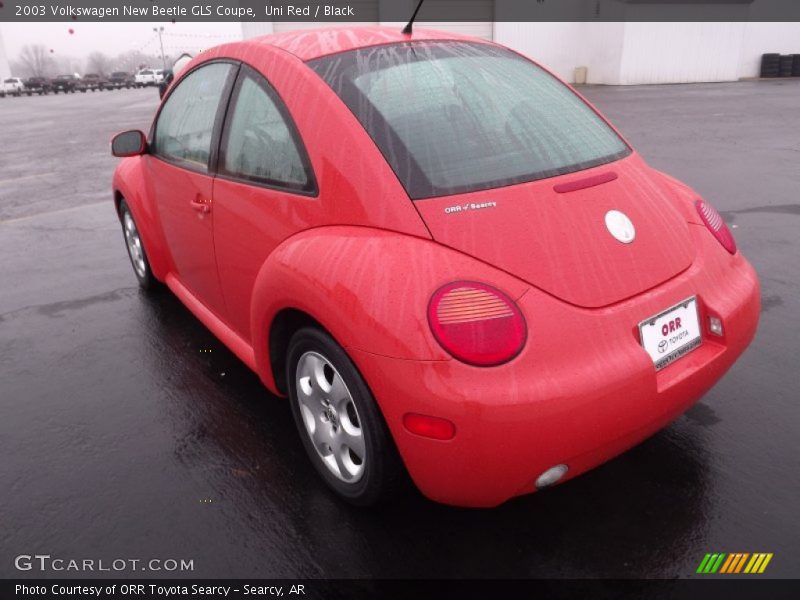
353;231;760;507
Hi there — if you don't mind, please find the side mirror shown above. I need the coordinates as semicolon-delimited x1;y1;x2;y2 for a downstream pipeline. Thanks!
111;130;147;157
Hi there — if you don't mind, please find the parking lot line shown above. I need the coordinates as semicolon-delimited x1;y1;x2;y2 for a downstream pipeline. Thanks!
0;201;108;225
0;172;57;186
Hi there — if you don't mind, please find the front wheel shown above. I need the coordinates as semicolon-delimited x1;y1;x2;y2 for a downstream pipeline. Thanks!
119;200;156;290
287;328;402;506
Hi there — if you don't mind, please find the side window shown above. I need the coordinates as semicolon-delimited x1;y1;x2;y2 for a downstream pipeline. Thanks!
220;68;315;194
153;62;233;170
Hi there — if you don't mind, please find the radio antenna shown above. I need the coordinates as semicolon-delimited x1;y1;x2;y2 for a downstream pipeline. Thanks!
402;0;427;35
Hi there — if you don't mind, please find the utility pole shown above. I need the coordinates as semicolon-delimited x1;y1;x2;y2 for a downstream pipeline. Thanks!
153;26;166;70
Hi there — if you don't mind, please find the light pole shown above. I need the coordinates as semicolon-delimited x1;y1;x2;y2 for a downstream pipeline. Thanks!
153;26;166;70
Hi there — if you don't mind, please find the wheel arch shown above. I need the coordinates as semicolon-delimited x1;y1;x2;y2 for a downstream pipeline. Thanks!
267;307;330;396
112;158;171;281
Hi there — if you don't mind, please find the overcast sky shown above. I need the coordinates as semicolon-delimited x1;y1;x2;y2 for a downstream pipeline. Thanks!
2;22;243;62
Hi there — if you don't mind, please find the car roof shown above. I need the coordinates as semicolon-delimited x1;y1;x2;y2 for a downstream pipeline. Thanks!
240;26;486;62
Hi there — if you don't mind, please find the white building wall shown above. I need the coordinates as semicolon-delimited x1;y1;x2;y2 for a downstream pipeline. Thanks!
241;22;275;38
495;21;800;85
617;22;746;85
738;22;800;78
243;16;800;86
495;22;626;84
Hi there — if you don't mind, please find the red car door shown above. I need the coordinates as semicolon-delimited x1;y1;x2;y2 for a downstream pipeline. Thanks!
147;61;238;316
211;65;320;340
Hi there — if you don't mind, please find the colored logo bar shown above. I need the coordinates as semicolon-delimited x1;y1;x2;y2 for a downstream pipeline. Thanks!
696;553;773;574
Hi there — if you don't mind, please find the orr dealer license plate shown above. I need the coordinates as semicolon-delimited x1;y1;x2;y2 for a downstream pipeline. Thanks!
639;297;702;371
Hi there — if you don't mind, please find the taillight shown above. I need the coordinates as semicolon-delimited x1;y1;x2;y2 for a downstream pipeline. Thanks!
695;199;736;254
427;281;527;366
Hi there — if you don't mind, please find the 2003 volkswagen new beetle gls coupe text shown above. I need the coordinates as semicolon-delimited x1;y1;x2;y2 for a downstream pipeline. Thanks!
110;27;760;507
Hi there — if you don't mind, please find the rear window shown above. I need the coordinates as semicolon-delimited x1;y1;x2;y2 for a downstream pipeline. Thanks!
5;79;18;84
310;42;630;200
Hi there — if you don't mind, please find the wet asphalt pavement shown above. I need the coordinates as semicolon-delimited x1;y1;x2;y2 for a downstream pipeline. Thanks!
1;82;799;579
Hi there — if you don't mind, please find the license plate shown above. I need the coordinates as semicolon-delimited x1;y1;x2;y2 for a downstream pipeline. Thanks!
638;297;702;371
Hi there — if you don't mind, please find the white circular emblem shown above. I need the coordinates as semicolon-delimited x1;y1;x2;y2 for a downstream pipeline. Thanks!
604;210;636;244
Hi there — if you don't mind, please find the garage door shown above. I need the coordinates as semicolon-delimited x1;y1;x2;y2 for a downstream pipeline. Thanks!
271;1;379;34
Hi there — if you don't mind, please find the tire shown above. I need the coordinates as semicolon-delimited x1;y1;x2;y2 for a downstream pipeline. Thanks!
119;200;156;290
286;327;403;506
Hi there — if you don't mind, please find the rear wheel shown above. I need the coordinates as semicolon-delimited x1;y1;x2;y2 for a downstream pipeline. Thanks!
287;327;402;506
119;200;156;290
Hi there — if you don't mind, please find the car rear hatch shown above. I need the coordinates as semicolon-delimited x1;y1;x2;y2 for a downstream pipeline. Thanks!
415;155;695;308
308;39;696;307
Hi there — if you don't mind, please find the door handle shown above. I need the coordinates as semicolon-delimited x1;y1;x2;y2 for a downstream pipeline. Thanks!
190;196;211;214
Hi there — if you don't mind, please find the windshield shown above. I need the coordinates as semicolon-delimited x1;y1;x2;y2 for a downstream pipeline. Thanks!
310;42;630;200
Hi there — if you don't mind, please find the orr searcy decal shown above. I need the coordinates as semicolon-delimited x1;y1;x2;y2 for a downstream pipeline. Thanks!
444;201;498;215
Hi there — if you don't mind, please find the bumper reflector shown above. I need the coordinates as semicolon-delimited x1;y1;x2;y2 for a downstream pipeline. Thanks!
403;413;456;441
535;464;569;489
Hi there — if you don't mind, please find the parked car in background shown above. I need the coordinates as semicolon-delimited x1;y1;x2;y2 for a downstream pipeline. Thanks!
2;77;25;97
134;69;159;87
24;77;51;96
51;74;83;94
83;73;108;91
109;71;135;89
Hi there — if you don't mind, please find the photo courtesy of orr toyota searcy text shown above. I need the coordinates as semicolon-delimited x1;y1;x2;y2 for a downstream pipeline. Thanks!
14;584;300;597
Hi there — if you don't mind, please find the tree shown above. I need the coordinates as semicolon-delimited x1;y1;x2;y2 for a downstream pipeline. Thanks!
86;51;112;76
54;55;82;76
17;44;54;78
116;50;154;73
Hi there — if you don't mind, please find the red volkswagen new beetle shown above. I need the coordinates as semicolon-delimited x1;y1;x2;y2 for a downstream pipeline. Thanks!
111;27;760;507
